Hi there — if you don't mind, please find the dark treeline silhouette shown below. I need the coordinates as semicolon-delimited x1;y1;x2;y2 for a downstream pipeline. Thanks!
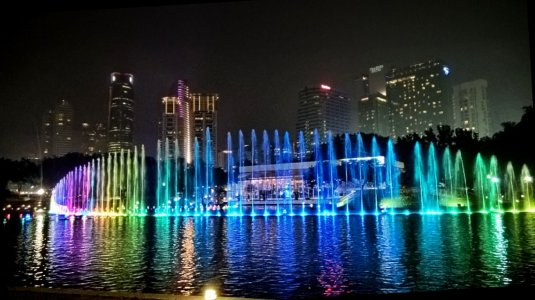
0;153;95;207
394;105;534;186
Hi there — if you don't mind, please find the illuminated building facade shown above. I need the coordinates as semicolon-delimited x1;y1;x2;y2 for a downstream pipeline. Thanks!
81;122;107;155
452;79;491;137
386;60;452;137
191;93;218;166
295;84;351;152
107;72;134;153
358;65;391;137
41;109;53;156
159;80;193;163
52;100;74;156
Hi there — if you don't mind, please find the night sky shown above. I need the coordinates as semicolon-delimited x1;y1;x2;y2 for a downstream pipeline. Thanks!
0;0;531;159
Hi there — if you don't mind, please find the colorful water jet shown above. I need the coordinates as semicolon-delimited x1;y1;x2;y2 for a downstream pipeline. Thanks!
49;146;146;216
48;129;534;217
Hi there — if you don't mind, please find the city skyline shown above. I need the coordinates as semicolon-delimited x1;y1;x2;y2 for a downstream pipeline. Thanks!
0;0;531;159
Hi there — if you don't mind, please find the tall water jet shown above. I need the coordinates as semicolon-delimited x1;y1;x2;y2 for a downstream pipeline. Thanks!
414;142;427;213
141;145;145;214
343;133;352;214
474;153;488;212
262;130;270;215
205;128;214;212
442;147;454;205
520;164;533;211
298;131;306;215
385;138;400;213
356;133;367;214
165;139;171;214
227;132;235;215
327;131;337;215
371;136;382;214
427;143;440;212
174;139;179;212
250;129;257;215
156;140;162;213
454;150;470;212
194;138;201;214
283;131;293;215
488;155;501;212
49;147;146;216
112;151;118;212
238;130;245;215
314;129;324;214
505;162;517;211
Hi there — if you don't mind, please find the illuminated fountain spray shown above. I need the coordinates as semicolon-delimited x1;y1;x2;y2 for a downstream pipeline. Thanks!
454;150;470;212
521;164;533;211
384;138;400;213
283;131;294;215
413;142;428;213
427;143;440;212
343;133;352;215
50;128;534;217
314;129;324;214
250;129;257;216
49;146;146;216
505;162;518;212
356;133;367;214
298;131;306;216
488;155;501;212
262;130;270;216
371;137;382;214
474;153;488;212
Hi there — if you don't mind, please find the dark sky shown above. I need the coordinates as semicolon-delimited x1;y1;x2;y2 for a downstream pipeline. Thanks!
0;0;531;159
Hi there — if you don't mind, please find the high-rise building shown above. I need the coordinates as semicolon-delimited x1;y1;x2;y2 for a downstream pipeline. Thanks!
108;72;134;153
191;93;218;166
295;84;351;151
386;60;452;137
358;65;390;137
452;79;491;137
159;96;179;157
52;100;74;156
41;109;54;156
159;80;193;163
358;93;390;137
81;122;107;155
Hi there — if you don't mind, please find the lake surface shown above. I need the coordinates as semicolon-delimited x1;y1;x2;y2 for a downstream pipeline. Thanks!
3;213;535;299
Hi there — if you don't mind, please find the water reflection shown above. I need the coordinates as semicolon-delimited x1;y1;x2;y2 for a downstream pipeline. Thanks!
4;213;535;298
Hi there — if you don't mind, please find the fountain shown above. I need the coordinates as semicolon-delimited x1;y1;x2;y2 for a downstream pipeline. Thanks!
49;146;146;216
48;129;534;217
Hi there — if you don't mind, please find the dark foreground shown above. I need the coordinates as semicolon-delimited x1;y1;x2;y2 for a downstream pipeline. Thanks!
5;286;535;299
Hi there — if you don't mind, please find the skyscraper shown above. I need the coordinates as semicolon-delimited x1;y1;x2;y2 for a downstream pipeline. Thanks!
191;92;219;166
452;79;491;137
296;84;351;151
41;109;53;157
52;99;74;156
358;65;391;137
108;72;134;153
386;60;452;137
81;122;107;155
159;80;193;163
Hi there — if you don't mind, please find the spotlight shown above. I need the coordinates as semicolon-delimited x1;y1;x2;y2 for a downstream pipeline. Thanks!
204;288;217;300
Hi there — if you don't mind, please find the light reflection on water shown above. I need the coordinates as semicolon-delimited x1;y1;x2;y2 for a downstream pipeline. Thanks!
4;213;535;299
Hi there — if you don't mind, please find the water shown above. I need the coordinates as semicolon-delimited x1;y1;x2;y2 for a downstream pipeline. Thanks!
48;130;533;216
4;213;535;298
